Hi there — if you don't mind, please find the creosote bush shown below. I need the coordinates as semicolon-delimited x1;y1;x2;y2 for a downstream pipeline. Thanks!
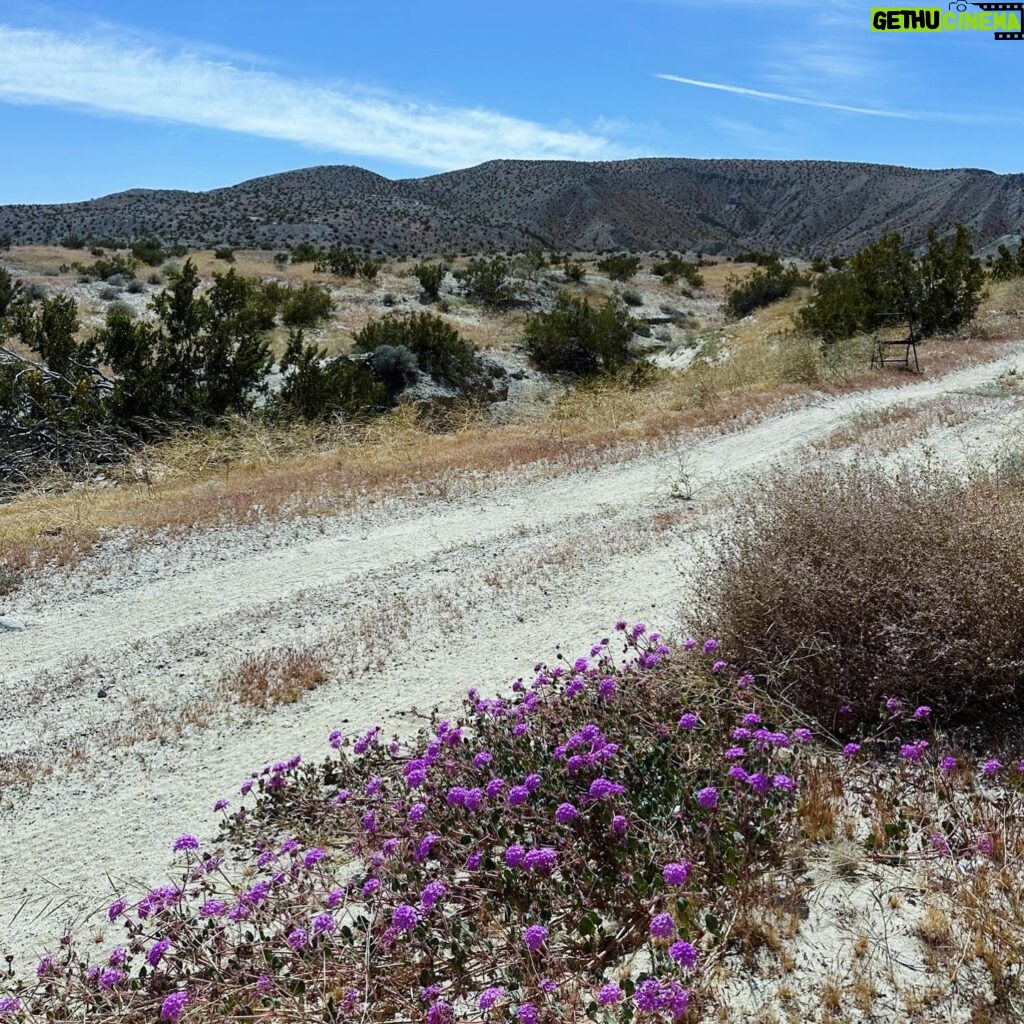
699;462;1024;729
524;292;640;378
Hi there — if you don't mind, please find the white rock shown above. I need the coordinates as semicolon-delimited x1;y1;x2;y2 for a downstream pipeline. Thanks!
0;615;26;631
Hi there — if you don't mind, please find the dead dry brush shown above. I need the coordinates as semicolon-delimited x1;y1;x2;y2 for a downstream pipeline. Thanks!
699;461;1024;730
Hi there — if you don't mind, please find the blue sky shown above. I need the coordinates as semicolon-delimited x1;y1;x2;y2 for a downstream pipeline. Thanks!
1;0;1022;203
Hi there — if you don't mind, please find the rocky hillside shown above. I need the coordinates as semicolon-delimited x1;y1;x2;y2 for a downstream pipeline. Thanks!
2;158;1023;257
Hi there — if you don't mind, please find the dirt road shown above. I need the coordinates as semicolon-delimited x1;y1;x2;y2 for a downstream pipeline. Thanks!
2;348;1022;960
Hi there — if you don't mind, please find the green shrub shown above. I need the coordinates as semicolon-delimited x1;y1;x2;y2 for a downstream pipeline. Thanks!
723;259;805;319
354;312;478;388
524;291;638;377
315;247;360;277
214;247;235;262
72;253;138;282
413;261;446;301
596;253;640;281
651;253;704;289
699;463;1024;729
621;288;643;307
271;331;384;422
453;257;521;307
131;239;165;266
281;283;335;327
563;260;585;283
290;242;323;264
0;267;21;317
799;225;984;342
365;344;419;398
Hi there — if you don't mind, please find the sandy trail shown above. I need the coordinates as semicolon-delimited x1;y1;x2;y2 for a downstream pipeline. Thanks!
1;347;1023;960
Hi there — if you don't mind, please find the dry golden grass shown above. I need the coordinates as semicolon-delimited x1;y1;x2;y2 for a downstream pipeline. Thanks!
2;243;1018;577
225;647;330;709
1;330;1013;576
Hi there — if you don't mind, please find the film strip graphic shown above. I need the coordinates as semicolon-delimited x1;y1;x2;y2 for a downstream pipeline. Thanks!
968;2;1024;39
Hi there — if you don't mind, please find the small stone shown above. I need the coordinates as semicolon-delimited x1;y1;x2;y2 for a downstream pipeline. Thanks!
0;616;25;632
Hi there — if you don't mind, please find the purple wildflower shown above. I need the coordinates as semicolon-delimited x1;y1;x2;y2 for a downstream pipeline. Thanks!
160;993;188;1022
312;912;336;935
588;777;625;799
108;898;127;921
842;742;861;759
507;785;530;806
702;638;719;654
940;756;957;774
555;802;580;824
517;1004;539;1024
199;899;225;917
598;983;623;1005
650;912;676;939
362;878;381;897
304;848;325;868
147;939;171;967
392;904;418;932
523;848;558;874
663;861;690;886
669;940;698;968
505;844;526;868
523;924;548;951
697;786;718;809
172;834;199;853
421;881;447;911
792;727;813;743
982;758;1002;777
479;987;505;1010
773;774;795;791
99;968;124;989
286;928;308;950
748;772;770;794
678;713;699;731
473;751;493;768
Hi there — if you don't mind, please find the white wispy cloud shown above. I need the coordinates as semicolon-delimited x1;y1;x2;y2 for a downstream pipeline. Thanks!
0;25;624;169
656;73;919;119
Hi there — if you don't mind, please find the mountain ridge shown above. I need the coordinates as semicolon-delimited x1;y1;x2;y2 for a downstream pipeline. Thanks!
3;157;1022;257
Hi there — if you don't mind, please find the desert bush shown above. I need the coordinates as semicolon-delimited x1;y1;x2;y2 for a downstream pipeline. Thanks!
131;239;165;267
354;312;479;389
281;283;334;327
621;288;643;307
0;267;21;316
214;247;235;262
314;247;360;277
72;253;137;282
126;279;145;294
723;259;805;319
453;256;521;307
271;331;385;422
147;271;162;286
652;254;704;289
563;260;586;283
524;292;638;378
413;261;446;301
699;462;1024;728
597;253;640;281
799;225;984;342
991;240;1023;281
358;259;381;284
365;344;419;398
